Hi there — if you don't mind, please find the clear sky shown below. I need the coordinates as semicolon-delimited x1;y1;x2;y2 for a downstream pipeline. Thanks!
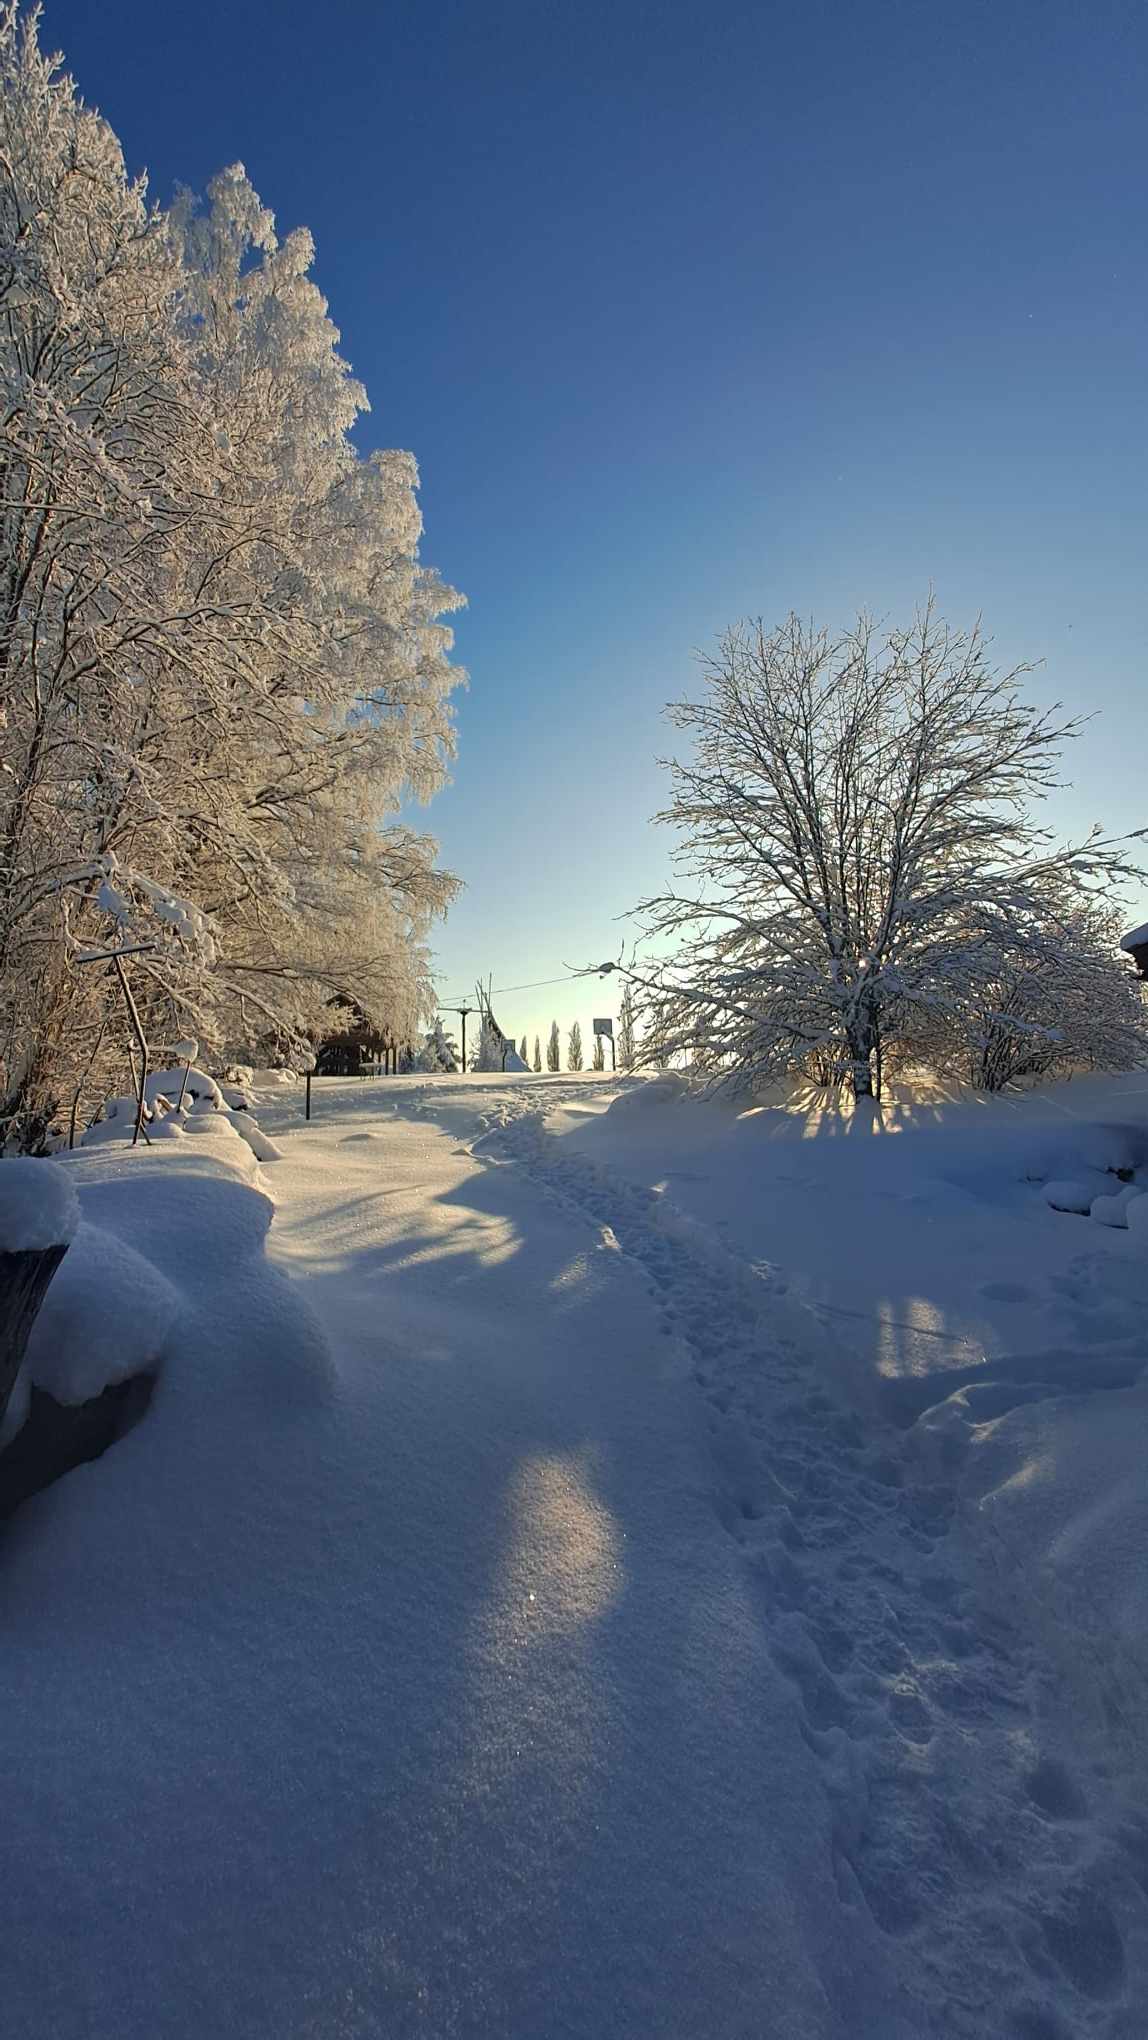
45;0;1146;1056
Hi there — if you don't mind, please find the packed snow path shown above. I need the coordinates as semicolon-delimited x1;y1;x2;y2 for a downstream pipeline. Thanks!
257;1079;909;2038
5;1073;1148;2038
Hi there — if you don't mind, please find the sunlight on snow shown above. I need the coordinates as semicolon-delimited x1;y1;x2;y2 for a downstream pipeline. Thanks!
496;1453;623;1643
876;1294;950;1377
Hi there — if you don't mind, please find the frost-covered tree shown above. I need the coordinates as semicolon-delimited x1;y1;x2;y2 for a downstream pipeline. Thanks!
567;1021;583;1071
471;1013;504;1073
546;1022;560;1072
591;1031;605;1071
0;11;463;1148
638;603;1145;1099
951;900;1148;1091
617;985;638;1071
409;1017;457;1073
533;1035;541;1072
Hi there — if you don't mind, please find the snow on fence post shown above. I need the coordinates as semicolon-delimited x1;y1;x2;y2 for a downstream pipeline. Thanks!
0;1162;80;1433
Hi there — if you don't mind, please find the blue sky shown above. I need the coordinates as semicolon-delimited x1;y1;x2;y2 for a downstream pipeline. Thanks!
47;0;1146;1053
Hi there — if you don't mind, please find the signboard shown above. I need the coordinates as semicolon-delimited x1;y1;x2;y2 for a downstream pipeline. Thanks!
592;1017;613;1037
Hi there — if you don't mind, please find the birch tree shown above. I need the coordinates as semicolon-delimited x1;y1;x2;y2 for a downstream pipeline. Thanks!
639;603;1145;1098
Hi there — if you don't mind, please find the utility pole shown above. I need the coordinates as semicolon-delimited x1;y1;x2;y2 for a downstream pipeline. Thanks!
445;1004;473;1072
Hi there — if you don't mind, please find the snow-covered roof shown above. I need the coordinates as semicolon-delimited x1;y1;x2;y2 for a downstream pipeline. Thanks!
1119;921;1148;952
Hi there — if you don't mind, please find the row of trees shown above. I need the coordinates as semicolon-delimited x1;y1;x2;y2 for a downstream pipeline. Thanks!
423;991;641;1076
0;11;462;1148
631;603;1146;1097
524;993;639;1073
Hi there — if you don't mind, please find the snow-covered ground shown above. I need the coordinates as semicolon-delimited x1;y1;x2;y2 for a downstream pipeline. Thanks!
3;1069;1148;2038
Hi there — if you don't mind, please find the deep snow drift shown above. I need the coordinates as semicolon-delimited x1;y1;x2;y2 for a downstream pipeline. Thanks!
2;1068;1147;2039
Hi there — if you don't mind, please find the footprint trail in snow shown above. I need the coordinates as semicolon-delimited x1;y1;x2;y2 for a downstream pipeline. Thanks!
471;1094;1148;2040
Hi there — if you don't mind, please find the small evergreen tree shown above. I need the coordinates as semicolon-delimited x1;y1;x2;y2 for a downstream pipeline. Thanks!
617;985;637;1071
567;1022;584;1071
520;1037;528;1063
533;1035;542;1072
591;1031;605;1071
546;1022;561;1072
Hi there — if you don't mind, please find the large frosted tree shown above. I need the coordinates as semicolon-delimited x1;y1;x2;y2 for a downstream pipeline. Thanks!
0;11;463;1146
638;603;1146;1099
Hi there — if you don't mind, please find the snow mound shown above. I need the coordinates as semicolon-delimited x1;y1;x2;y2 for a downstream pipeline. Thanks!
80;1073;280;1162
1090;1186;1140;1229
607;1072;689;1116
1029;1120;1148;1184
0;1157;79;1251
223;1108;282;1162
24;1219;181;1404
1043;1179;1095;1215
1126;1193;1148;1236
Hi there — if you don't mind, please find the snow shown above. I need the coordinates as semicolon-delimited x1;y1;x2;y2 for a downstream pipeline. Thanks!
1090;1185;1140;1227
0;1156;79;1251
4;1069;1148;2037
23;1220;182;1403
1044;1177;1095;1213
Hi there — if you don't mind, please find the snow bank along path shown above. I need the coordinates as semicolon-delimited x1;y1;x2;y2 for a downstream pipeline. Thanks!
7;1070;1148;2038
3;1076;906;2040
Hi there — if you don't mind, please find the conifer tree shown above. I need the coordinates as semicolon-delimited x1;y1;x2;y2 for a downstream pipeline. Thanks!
533;1036;542;1072
567;1022;584;1071
591;1032;605;1071
546;1022;561;1072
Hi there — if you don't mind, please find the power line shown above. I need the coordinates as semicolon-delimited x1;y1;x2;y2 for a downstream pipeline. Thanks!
437;969;592;1004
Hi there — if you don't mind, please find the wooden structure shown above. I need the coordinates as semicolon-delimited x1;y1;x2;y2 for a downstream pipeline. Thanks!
1120;921;1148;980
315;996;406;1076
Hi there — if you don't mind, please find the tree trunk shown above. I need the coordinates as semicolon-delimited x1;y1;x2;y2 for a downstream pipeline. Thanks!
845;1014;876;1099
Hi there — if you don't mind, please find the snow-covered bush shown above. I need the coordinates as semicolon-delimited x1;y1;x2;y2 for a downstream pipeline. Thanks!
81;1078;282;1163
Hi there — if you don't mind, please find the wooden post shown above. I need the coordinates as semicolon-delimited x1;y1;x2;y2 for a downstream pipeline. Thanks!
112;952;150;1146
305;1070;312;1121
